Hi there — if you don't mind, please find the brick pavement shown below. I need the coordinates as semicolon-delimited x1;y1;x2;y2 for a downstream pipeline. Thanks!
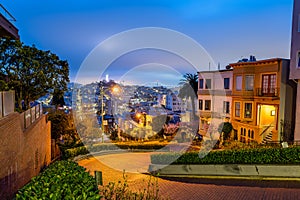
77;153;300;200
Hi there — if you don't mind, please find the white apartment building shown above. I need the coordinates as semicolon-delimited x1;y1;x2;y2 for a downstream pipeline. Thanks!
198;69;233;135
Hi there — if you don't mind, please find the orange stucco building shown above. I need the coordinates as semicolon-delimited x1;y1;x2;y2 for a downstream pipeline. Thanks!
230;58;296;144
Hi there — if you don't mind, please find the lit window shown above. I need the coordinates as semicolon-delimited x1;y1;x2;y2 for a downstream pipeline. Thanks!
245;75;254;91
236;76;242;91
244;103;252;118
224;78;230;89
205;100;211;111
205;79;211;89
235;102;240;117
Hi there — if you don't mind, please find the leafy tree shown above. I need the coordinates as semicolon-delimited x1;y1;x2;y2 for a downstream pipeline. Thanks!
178;73;198;118
151;115;168;138
218;122;233;141
0;37;69;110
48;111;82;148
52;88;65;107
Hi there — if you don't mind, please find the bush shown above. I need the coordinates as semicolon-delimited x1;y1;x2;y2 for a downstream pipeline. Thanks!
15;161;100;199
63;143;171;159
63;146;90;159
221;141;281;150
151;146;300;165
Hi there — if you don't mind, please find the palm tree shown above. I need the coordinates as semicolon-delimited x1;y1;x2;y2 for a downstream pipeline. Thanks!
178;73;198;118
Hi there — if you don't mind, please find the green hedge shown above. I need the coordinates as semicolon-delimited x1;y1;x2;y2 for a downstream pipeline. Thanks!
151;147;300;165
64;143;170;159
15;161;100;200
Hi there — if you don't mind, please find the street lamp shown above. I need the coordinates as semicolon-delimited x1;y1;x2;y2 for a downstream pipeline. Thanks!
99;84;120;142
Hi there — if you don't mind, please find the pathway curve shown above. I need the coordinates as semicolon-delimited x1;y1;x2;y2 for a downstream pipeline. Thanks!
78;153;300;200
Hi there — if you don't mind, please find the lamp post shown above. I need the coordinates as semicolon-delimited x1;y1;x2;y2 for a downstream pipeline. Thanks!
99;84;120;143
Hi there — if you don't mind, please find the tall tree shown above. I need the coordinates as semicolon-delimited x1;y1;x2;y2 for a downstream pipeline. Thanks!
0;37;70;110
178;73;198;118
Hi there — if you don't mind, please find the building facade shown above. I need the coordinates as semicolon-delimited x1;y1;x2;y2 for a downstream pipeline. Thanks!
230;58;296;144
289;0;300;141
198;69;233;136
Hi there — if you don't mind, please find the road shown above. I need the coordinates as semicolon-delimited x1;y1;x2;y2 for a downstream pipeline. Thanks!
78;153;300;200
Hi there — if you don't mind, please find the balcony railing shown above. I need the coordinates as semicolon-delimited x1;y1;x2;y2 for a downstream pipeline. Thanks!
256;88;279;97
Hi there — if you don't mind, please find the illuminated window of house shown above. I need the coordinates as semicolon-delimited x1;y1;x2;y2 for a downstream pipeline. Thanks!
223;101;230;114
244;103;252;118
199;99;203;110
199;79;204;89
235;75;242;91
224;78;230;89
245;75;254;91
205;79;211;89
235;102;240;117
204;100;211;111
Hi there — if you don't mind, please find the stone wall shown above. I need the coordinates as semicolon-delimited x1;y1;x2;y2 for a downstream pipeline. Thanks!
0;112;51;199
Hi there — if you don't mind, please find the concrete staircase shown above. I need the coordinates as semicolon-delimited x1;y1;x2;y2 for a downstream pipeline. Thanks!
261;131;273;144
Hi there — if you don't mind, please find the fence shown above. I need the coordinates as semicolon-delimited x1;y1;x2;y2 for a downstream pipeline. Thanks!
0;91;15;119
20;104;43;130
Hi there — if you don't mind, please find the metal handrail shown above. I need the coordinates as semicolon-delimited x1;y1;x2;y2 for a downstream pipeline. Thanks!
0;4;16;22
256;87;279;97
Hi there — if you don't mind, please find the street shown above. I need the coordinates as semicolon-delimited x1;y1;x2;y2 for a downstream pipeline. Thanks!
78;153;300;200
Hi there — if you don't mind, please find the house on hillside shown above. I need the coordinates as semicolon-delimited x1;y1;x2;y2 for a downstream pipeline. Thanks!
197;69;233;136
230;58;297;144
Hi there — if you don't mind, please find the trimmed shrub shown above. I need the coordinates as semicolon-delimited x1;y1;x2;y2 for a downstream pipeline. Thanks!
63;143;171;159
151;147;300;165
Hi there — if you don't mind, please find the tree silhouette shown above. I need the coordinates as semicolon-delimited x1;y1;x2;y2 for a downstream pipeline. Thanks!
178;73;198;118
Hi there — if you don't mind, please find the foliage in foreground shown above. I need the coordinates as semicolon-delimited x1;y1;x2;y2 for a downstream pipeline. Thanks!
151;146;300;165
99;172;167;200
15;161;167;200
15;161;100;200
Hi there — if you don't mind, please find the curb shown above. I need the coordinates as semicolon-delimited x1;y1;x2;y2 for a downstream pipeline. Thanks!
149;164;300;179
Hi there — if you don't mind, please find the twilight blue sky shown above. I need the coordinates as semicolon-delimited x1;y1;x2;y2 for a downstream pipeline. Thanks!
1;0;294;85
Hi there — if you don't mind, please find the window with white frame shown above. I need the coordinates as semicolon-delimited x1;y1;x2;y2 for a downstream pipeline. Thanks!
205;79;211;89
244;103;252;118
199;79;204;89
236;75;242;91
224;78;230;89
204;100;211;111
198;99;203;110
245;75;254;91
223;101;230;114
235;102;240;117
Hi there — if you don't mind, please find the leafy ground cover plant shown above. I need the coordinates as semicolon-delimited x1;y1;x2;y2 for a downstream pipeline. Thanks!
15;161;100;199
